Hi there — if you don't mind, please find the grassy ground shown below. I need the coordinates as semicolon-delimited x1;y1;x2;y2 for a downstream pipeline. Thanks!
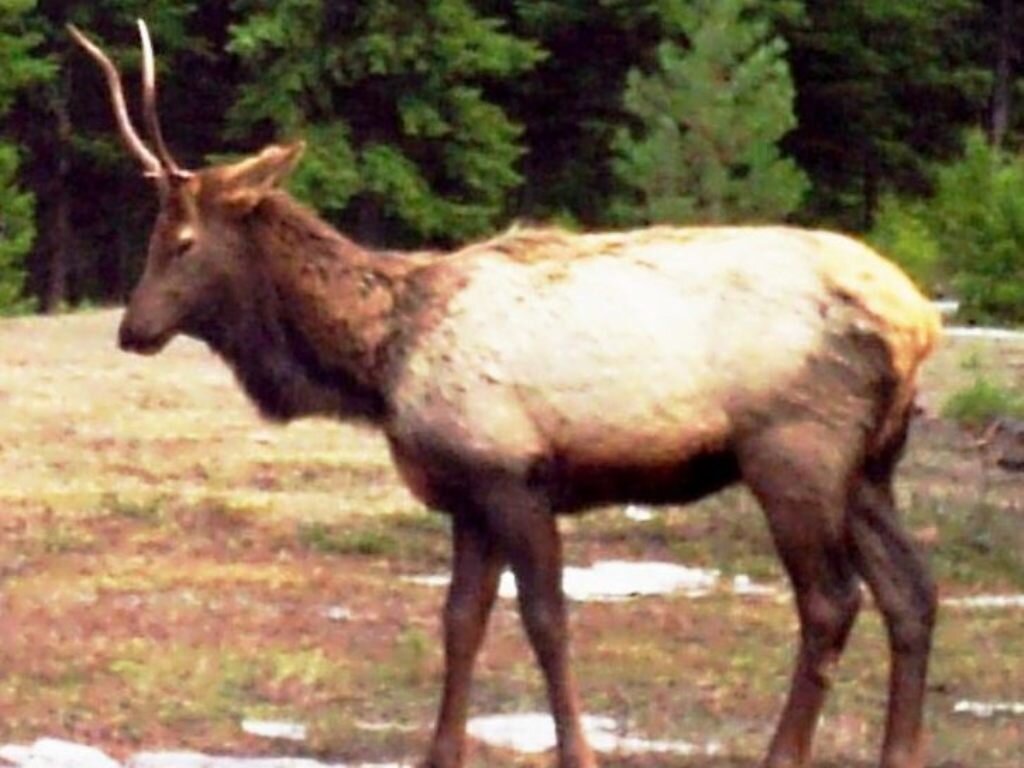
0;310;1021;766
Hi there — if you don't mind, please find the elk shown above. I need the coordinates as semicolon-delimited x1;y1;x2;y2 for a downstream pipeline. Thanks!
70;21;942;768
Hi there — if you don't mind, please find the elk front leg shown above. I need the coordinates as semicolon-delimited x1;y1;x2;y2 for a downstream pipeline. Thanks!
483;481;597;768
425;512;505;768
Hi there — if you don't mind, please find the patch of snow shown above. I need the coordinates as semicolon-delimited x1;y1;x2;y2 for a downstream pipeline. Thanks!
466;712;719;756
933;299;960;317
353;721;417;733
501;561;720;601
467;712;575;754
943;594;1024;609
0;745;33;766
953;700;1024;718
410;561;783;603
409;561;721;602
240;721;307;742
127;755;403;768
0;739;121;768
126;753;205;768
404;573;451;590
731;574;780;597
130;754;233;768
622;504;655;522
945;326;1024;341
321;605;354;622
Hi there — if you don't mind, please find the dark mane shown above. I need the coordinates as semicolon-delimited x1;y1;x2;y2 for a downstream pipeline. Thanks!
256;191;368;261
193;191;395;423
196;270;387;424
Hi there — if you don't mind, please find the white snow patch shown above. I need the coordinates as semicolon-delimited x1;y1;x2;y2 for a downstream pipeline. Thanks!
466;713;719;756
731;573;781;597
0;745;33;766
410;561;721;600
409;560;780;603
241;721;308;742
503;561;720;601
353;721;417;734
943;594;1024;609
945;326;1024;341
0;741;406;768
405;574;451;590
321;605;354;622
623;504;655;522
0;739;120;768
933;299;960;317
128;754;404;768
953;700;1024;718
128;754;327;768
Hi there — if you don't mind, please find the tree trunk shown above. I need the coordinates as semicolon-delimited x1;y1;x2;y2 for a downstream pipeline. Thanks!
861;145;879;231
44;72;72;313
991;0;1014;146
356;196;384;247
45;184;70;312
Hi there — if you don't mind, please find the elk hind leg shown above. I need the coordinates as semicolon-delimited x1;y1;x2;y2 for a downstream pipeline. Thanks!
739;424;863;768
848;468;936;768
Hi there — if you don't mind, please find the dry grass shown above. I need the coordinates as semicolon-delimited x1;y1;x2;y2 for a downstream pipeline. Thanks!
0;309;1021;766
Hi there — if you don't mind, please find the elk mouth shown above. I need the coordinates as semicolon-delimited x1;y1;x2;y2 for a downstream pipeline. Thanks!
118;320;173;356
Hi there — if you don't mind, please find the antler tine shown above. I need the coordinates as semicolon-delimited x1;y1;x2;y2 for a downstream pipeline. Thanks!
137;19;191;180
67;23;163;177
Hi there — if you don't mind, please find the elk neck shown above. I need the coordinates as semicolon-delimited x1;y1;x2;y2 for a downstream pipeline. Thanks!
206;192;420;424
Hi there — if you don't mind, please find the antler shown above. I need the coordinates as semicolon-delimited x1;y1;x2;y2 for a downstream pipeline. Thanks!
137;20;190;180
67;21;192;181
67;23;162;176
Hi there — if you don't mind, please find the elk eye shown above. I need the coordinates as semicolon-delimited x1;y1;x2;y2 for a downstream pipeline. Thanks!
173;237;195;259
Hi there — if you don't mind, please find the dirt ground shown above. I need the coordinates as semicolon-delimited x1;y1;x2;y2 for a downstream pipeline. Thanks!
0;310;1021;767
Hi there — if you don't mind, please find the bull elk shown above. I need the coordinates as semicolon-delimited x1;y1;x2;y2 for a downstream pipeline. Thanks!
70;21;942;768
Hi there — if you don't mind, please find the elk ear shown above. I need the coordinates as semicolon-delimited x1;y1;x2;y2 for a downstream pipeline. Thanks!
219;141;306;214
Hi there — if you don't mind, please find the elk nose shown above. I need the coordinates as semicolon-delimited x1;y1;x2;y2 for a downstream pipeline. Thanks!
118;314;167;355
118;317;144;352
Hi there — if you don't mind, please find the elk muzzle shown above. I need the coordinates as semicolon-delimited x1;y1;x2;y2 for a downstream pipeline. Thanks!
118;314;172;355
118;287;180;355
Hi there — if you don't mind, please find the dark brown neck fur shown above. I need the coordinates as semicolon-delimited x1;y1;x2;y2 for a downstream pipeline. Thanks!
201;192;424;423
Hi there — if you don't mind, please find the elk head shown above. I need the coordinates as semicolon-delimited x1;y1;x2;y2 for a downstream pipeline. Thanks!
69;21;304;355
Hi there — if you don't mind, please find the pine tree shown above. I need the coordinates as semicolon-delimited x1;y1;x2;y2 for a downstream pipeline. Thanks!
0;0;52;313
612;0;808;226
785;0;983;230
228;0;543;246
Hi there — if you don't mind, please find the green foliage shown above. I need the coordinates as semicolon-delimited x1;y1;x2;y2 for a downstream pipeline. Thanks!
929;133;1024;323
0;0;53;114
869;196;943;291
284;123;362;216
228;0;543;244
0;0;50;314
612;0;808;225
942;375;1024;429
0;143;37;314
785;0;985;229
871;132;1024;323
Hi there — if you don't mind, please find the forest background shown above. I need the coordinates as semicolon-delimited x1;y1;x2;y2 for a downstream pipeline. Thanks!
0;0;1022;324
